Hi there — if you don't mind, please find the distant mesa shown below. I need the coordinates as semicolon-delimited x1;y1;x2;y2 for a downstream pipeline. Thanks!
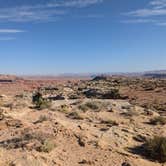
92;75;111;81
0;74;22;83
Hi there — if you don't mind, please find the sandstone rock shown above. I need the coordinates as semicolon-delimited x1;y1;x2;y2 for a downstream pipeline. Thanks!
83;88;121;99
0;94;7;99
48;95;65;100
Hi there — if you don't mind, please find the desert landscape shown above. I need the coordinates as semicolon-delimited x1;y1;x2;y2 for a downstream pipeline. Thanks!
1;0;166;165
0;74;166;166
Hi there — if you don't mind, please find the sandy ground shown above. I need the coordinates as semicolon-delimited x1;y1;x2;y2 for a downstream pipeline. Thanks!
0;76;165;166
0;95;165;166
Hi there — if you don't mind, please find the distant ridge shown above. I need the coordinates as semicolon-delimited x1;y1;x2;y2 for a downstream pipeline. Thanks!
1;70;166;80
143;70;166;78
64;70;166;78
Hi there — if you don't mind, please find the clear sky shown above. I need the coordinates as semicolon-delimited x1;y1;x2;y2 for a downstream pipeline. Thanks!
0;0;166;75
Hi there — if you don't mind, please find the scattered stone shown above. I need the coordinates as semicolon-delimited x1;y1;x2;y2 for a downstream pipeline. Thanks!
6;119;23;128
77;136;86;147
48;95;65;100
133;135;147;142
121;161;132;166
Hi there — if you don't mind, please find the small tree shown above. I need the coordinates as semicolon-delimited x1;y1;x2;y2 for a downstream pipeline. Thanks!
32;92;43;108
32;92;51;110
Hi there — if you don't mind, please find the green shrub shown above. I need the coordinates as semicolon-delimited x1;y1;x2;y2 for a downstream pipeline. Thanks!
32;92;43;104
32;92;51;110
144;136;166;162
150;116;166;125
38;100;51;110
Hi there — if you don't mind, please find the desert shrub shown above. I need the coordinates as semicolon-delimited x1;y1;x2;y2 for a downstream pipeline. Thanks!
102;89;121;99
78;104;89;112
150;116;166;125
154;104;166;112
37;100;51;110
32;92;51;110
121;110;138;117
67;112;84;120
79;101;110;112
32;92;43;104
121;105;131;110
144;136;166;162
59;105;69;113
0;130;56;153
85;101;100;110
101;119;119;127
40;139;56;153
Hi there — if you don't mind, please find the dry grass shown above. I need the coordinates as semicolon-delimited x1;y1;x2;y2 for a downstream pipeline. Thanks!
67;112;84;120
149;116;166;125
101;119;119;127
144;136;166;162
40;139;56;153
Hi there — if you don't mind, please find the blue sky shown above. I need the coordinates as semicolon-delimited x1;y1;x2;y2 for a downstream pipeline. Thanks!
0;0;166;75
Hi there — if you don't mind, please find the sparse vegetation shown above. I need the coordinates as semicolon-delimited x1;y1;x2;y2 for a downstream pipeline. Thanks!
78;100;111;113
101;119;119;127
121;110;138;117
32;92;51;110
0;130;56;153
85;101;100;110
67;112;84;120
149;116;166;125
0;74;166;165
144;136;166;162
78;104;89;112
103;89;121;99
84;88;121;99
32;92;43;104
58;104;70;113
40;139;56;153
